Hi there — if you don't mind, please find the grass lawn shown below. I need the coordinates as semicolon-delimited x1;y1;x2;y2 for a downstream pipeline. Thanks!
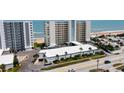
41;58;90;71
7;65;20;72
113;63;123;67
116;65;124;70
90;54;106;59
89;68;105;72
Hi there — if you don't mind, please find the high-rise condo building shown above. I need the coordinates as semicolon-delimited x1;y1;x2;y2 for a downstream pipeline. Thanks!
44;20;91;47
44;21;70;47
0;21;33;51
76;20;91;42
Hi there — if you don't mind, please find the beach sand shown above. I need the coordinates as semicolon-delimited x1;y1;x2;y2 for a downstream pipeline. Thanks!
34;38;44;44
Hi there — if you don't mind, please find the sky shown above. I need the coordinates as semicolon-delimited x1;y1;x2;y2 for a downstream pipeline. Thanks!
33;20;124;33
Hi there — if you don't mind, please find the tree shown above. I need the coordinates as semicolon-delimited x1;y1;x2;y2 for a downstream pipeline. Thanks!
13;55;19;67
89;47;94;54
120;42;123;46
115;45;119;50
42;53;46;64
0;64;6;72
65;51;68;59
9;48;17;54
79;47;83;56
32;53;39;63
98;35;105;38
34;43;45;49
34;42;39;48
89;47;92;51
56;54;59;61
33;53;39;59
40;43;45;49
107;44;114;51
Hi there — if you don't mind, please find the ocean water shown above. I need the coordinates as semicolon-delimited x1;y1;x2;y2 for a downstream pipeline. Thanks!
92;20;124;32
33;20;124;38
33;32;44;38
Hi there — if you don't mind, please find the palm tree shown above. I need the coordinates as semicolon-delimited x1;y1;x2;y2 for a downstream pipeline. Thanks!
43;53;46;64
115;45;119;50
13;55;19;67
79;47;83;56
56;54;59;61
89;47;92;51
33;53;39;59
0;64;6;72
89;47;94;54
65;51;68;59
9;48;12;53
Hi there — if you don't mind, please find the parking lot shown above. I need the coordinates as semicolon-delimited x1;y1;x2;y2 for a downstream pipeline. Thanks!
17;49;43;72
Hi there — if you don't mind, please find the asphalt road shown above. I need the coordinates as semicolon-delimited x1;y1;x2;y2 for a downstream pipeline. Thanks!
48;53;124;72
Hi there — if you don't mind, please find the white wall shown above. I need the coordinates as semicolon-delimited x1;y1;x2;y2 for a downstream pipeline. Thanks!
23;21;33;49
68;20;72;42
85;20;91;41
49;21;56;46
69;20;76;42
0;20;6;50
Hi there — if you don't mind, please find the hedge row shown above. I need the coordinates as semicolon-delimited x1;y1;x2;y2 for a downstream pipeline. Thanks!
41;58;90;71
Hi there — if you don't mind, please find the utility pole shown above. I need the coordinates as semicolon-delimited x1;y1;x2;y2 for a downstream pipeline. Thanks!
97;59;99;71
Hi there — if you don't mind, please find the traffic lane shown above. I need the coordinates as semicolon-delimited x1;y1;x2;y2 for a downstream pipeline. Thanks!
77;57;124;72
48;53;124;72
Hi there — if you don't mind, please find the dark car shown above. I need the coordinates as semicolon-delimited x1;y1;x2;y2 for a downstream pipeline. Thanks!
121;68;124;72
68;69;76;72
104;60;111;64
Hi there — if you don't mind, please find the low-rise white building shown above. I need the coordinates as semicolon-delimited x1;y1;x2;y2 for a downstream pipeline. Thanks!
39;41;100;63
0;49;14;69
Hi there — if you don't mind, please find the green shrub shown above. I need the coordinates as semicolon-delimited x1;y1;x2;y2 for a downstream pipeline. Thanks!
34;43;45;49
113;63;123;67
60;58;64;61
95;51;104;55
13;55;19;67
91;55;105;59
116;65;124;70
0;64;6;72
41;58;90;71
89;68;105;72
41;53;106;71
7;65;20;72
53;60;59;64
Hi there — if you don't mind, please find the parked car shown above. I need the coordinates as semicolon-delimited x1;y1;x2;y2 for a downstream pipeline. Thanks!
104;69;110;72
104;60;111;64
68;69;76;72
121;68;124;72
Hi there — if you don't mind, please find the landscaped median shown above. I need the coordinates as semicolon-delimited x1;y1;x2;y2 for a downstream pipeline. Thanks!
41;54;106;71
112;63;124;71
89;68;106;72
90;54;106;59
113;63;123;67
7;65;20;72
41;58;90;71
115;65;124;70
